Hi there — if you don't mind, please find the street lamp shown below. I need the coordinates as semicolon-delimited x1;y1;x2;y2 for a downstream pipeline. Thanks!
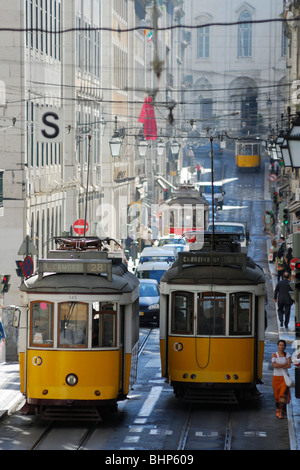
156;140;165;156
170;140;180;155
109;116;123;158
138;140;148;157
286;112;300;167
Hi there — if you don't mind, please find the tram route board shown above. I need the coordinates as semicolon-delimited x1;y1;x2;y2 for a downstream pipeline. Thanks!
38;259;113;280
178;252;247;271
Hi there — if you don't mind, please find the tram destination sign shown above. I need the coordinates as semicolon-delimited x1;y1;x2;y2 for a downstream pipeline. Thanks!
38;259;112;280
178;252;247;271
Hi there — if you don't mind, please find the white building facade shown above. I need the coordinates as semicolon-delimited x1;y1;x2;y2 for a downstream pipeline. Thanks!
0;0;186;360
183;0;287;136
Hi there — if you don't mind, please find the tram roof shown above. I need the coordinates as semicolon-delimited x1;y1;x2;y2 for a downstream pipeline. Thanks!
20;236;140;294
20;266;140;293
164;185;209;207
161;251;265;286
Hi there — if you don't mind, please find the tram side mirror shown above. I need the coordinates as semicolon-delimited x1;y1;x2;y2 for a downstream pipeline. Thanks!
13;309;21;328
3;305;21;328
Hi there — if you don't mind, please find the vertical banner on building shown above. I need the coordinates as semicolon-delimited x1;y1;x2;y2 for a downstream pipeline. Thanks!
36;108;63;143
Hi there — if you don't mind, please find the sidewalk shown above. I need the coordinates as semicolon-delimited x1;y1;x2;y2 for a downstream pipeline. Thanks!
0;362;24;420
267;239;300;450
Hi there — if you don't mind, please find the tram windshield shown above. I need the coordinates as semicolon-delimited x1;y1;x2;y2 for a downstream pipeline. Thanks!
198;293;226;335
236;143;260;155
170;291;253;336
31;301;54;346
58;302;88;348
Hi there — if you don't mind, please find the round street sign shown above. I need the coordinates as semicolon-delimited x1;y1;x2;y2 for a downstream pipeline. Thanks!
269;174;277;182
23;255;34;277
73;219;89;235
290;258;300;270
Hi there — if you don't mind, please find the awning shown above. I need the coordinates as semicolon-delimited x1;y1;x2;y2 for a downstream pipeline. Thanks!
288;200;300;213
155;179;167;190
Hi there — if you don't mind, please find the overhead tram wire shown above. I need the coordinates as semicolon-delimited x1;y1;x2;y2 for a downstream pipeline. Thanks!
0;16;299;35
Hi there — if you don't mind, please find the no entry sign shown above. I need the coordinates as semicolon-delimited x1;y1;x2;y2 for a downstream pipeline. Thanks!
269;174;277;182
290;258;300;270
73;219;89;235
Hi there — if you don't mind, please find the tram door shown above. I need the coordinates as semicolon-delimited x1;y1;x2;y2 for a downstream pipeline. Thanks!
92;301;123;392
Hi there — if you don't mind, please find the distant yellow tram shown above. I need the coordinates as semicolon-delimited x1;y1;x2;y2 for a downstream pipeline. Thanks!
235;141;261;170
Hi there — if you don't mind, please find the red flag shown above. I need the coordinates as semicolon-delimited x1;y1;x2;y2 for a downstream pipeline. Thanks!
138;96;157;140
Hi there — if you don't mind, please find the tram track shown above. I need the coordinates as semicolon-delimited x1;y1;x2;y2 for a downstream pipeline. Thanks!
177;405;234;450
29;326;158;450
138;324;158;357
29;420;102;450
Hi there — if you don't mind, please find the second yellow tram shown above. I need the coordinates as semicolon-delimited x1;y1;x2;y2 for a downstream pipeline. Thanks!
159;233;266;403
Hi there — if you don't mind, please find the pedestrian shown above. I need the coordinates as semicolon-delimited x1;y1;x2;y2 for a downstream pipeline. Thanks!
269;238;278;263
272;339;291;419
279;236;286;254
264;211;272;234
275;251;286;281
0;321;6;341
274;271;294;328
196;162;201;182
284;247;293;279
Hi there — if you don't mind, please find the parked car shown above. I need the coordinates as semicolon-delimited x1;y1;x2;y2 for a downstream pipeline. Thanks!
139;279;160;325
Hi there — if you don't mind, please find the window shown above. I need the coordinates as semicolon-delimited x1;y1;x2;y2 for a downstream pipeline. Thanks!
197;26;210;58
238;11;252;58
0;171;3;209
282;25;287;57
58;302;88;348
30;301;54;346
198;292;226;335
92;302;117;347
229;293;252;335
171;292;194;334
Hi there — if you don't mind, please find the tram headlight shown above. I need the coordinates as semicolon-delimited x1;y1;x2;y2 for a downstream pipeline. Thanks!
66;373;78;386
148;303;159;310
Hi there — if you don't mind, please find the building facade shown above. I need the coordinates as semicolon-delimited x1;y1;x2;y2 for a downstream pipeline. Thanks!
183;0;287;137
0;0;186;360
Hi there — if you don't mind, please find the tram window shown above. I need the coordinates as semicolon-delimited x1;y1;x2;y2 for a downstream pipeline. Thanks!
245;145;252;155
171;292;193;334
198;293;226;336
92;302;117;348
58;302;88;348
229;293;252;335
30;301;54;346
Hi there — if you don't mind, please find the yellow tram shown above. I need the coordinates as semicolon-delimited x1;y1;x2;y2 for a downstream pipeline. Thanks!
235;140;261;170
16;237;140;418
159;233;266;403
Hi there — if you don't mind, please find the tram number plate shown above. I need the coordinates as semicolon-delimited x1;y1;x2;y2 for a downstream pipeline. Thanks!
39;260;109;274
87;263;107;273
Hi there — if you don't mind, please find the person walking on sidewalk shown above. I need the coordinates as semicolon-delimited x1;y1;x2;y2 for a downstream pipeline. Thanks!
272;339;291;419
274;271;294;328
275;251;286;282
